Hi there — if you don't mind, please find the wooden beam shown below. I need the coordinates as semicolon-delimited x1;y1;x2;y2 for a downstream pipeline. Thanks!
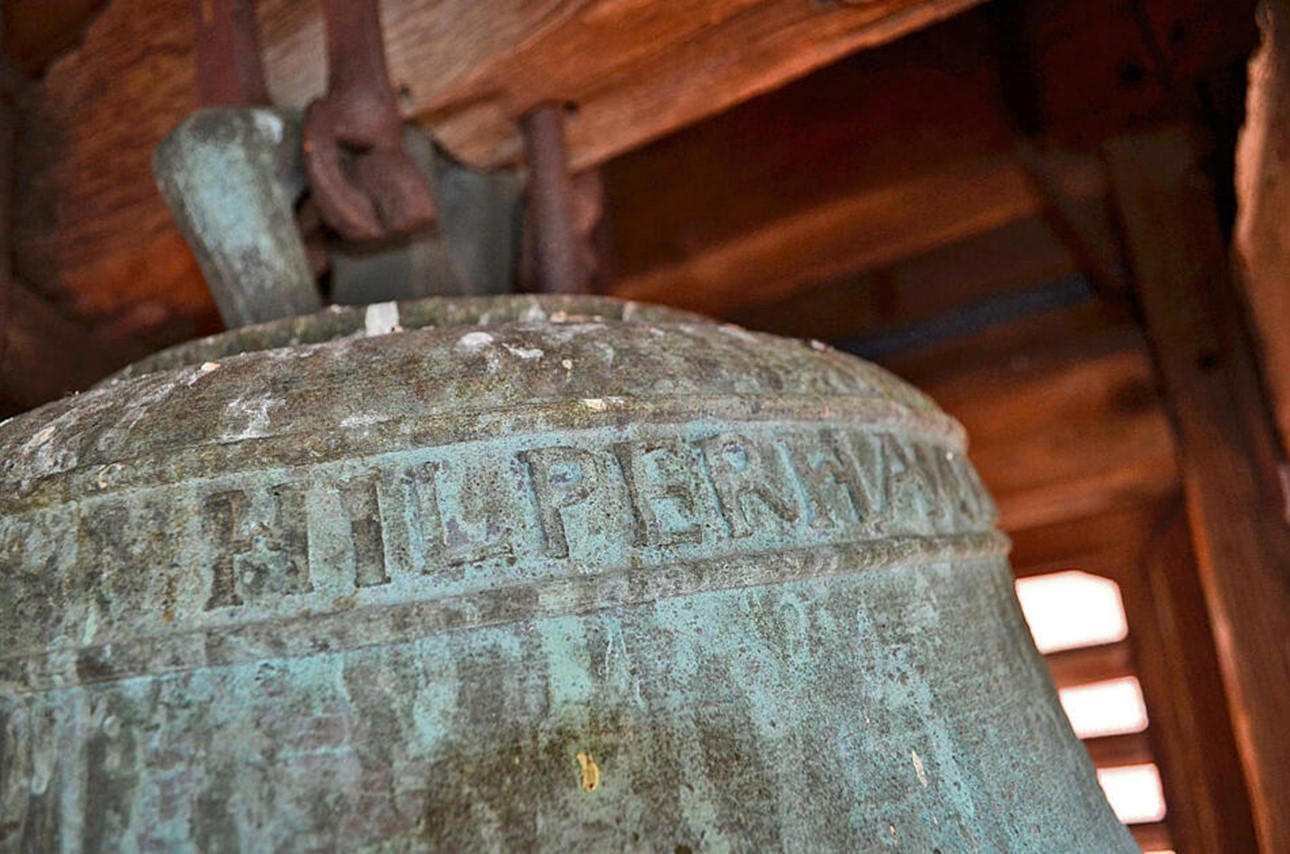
1235;0;1290;456
610;149;1106;317
271;0;984;171
1118;504;1259;854
1045;641;1135;690
1008;501;1170;582
886;301;1179;532
728;209;1102;342
1083;731;1154;769
1129;821;1172;851
1106;127;1290;853
373;0;987;171
603;9;1016;295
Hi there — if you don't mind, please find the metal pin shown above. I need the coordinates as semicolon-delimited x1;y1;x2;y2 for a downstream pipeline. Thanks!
522;103;589;294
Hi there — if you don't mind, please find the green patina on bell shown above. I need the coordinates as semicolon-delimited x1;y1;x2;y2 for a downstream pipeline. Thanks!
0;102;1132;849
0;291;1132;850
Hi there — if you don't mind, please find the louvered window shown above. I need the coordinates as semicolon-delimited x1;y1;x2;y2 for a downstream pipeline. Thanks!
1016;571;1171;852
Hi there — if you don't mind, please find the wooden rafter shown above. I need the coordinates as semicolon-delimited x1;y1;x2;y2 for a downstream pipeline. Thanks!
886;300;1179;533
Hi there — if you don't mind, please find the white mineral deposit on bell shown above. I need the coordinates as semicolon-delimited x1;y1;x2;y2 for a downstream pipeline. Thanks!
220;394;281;441
719;323;759;343
503;343;544;360
456;331;495;350
364;301;401;337
339;412;389;428
185;361;221;387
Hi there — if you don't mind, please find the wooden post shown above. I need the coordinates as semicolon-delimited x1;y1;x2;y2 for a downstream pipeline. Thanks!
1121;505;1258;853
1236;0;1290;455
1106;128;1290;852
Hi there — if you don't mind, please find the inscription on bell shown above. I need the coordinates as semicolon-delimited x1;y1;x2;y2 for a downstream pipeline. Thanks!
613;439;704;548
195;424;992;610
203;483;311;609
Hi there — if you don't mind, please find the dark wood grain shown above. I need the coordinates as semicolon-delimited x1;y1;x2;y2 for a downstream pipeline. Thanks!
1;0;107;75
610;150;1105;317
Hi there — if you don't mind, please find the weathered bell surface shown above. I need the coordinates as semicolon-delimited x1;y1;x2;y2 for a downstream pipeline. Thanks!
0;295;1133;850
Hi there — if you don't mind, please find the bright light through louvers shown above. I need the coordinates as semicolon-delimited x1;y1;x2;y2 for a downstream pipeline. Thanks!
1059;676;1149;738
1097;763;1167;824
1014;570;1128;653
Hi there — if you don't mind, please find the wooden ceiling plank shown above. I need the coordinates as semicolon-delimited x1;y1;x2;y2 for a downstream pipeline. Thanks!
887;302;1179;533
609;149;1106;317
1008;501;1171;581
603;7;1017;283
727;212;1088;341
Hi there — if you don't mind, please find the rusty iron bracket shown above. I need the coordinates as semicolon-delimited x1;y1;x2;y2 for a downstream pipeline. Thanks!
155;108;523;327
303;0;435;242
521;104;586;294
520;103;604;294
156;0;522;328
329;131;522;305
191;0;271;108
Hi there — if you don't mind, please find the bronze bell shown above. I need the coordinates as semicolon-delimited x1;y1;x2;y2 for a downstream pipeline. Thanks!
0;18;1133;836
0;283;1132;848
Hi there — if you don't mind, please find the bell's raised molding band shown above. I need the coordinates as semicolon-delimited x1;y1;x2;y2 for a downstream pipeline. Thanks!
0;421;997;682
0;394;965;513
0;535;1008;695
